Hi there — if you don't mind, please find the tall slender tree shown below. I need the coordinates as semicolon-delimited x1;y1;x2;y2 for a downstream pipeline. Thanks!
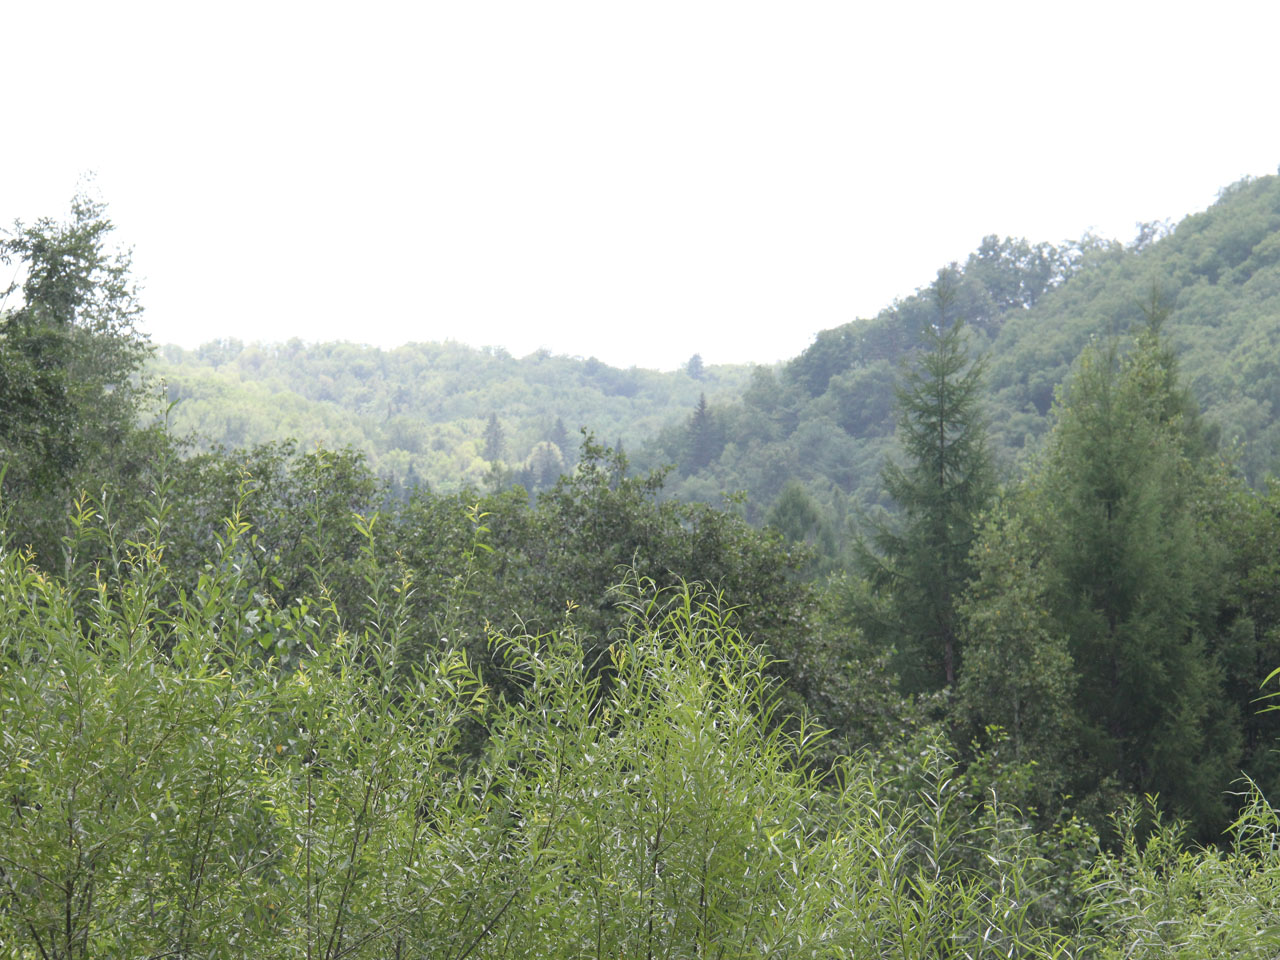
685;392;722;473
858;272;995;692
482;412;505;462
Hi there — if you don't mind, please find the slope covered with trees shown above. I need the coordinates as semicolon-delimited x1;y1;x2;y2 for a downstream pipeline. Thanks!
153;172;1280;542
645;173;1280;561
10;179;1280;957
153;339;752;494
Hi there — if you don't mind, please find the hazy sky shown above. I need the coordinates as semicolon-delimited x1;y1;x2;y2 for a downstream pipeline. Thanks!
5;1;1279;371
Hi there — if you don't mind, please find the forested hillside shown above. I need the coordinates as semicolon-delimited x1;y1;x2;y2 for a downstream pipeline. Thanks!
8;180;1280;957
153;174;1280;552
153;339;751;493
648;174;1280;553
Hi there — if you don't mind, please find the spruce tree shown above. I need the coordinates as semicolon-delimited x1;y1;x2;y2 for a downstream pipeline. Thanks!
482;412;505;462
685;392;721;473
548;417;572;467
1031;311;1238;832
859;274;994;692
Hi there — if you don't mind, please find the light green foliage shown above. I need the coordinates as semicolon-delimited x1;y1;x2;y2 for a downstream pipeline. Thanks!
152;340;753;493
1079;791;1280;959
0;488;492;958
0;495;1082;959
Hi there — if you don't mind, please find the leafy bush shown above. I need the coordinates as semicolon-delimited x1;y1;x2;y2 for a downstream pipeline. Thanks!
1;497;1081;958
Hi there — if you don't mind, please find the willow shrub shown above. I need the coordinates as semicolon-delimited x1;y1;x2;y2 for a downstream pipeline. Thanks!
1074;788;1280;959
1;496;1079;958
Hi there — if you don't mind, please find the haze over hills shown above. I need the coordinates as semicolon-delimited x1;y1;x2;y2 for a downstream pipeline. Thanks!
154;340;755;492
154;172;1280;533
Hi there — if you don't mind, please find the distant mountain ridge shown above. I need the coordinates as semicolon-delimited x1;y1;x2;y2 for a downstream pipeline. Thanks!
153;340;753;493
155;172;1280;541
632;172;1280;555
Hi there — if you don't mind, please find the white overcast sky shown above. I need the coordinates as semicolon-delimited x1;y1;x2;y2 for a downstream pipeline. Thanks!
5;1;1279;371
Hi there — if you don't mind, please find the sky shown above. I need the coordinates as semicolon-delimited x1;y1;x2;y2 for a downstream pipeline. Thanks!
4;1;1279;371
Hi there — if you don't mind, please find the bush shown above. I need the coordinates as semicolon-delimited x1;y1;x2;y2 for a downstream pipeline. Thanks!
2;498;1079;958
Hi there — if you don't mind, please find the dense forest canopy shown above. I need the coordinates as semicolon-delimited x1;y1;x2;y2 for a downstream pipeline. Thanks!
5;174;1280;957
153;339;753;493
156;174;1280;545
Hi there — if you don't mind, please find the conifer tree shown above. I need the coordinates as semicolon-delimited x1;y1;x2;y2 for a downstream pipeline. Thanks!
685;392;722;473
859;272;994;692
548;416;572;467
482;412;505;462
1030;308;1238;831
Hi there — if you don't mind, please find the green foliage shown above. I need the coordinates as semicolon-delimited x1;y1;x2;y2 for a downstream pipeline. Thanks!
0;496;1087;959
153;339;753;493
1024;319;1239;833
1079;790;1280;958
858;280;996;692
626;173;1280;566
957;502;1076;808
481;410;505;462
1215;478;1280;794
0;191;156;563
766;479;821;544
13;178;1280;958
683;391;723;474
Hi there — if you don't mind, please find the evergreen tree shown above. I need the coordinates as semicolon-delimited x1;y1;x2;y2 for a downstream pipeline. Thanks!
767;481;821;545
1030;313;1238;832
482;412;505;462
685;392;722;473
526;440;565;489
859;274;995;692
685;352;705;379
548;417;572;467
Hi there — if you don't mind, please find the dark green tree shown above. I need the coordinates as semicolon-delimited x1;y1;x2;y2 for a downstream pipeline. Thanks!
0;192;155;560
1029;314;1239;833
482;412;505;462
859;274;995;692
685;392;722;473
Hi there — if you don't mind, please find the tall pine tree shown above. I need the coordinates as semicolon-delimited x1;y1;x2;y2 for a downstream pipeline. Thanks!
858;273;994;692
685;392;722;473
482;412;505;462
